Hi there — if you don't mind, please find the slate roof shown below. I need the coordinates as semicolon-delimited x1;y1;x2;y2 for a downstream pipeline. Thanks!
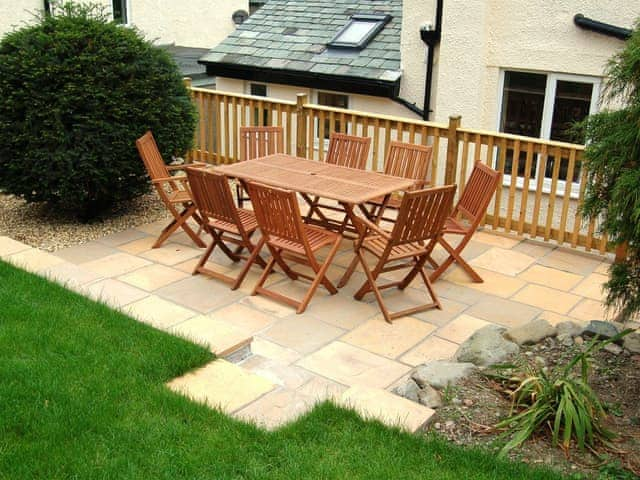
199;0;402;84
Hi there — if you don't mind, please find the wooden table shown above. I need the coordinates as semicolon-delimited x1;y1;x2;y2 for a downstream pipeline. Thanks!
213;153;415;234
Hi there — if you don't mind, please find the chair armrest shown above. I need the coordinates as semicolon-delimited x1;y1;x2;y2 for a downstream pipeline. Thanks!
352;215;392;240
151;174;187;184
167;162;207;171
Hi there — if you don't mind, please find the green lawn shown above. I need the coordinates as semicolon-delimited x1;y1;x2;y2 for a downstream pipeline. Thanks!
0;260;563;479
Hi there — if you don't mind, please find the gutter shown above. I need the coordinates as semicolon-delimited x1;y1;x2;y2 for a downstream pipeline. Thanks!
199;61;401;98
573;14;632;40
419;0;443;120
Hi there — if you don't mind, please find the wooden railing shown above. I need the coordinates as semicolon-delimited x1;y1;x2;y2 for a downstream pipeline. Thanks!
186;84;607;254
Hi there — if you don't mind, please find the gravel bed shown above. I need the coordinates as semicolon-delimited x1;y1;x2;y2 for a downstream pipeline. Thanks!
0;192;170;251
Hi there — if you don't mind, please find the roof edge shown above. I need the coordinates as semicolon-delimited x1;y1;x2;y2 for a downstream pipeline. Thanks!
199;61;401;98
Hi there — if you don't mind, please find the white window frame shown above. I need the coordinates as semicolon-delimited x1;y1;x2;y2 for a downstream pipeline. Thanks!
496;70;601;198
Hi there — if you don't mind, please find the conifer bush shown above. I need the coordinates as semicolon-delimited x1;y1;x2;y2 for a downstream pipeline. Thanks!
0;2;196;218
580;20;640;320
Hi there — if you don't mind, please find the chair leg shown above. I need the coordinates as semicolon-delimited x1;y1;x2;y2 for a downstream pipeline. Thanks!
297;237;341;314
231;236;266;290
337;253;360;288
153;205;205;248
430;237;483;283
192;232;217;275
356;251;392;323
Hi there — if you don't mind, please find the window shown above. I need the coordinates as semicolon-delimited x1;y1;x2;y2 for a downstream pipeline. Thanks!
498;70;600;195
328;14;391;50
317;92;349;139
112;0;128;24
249;83;269;126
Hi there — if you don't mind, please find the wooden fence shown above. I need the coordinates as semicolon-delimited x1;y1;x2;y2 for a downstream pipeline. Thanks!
186;84;607;254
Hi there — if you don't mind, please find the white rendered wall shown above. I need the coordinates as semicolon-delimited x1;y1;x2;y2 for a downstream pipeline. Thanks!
400;0;636;129
0;1;44;38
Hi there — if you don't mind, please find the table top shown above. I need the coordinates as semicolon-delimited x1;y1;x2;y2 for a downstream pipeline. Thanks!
213;154;415;204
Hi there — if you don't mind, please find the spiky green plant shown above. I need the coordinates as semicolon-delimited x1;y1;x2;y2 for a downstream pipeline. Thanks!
495;332;632;457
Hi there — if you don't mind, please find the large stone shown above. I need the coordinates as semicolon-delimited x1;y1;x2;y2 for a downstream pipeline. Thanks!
418;385;443;409
582;320;620;341
392;379;421;403
623;331;640;354
411;361;476;390
556;321;584;338
454;325;519;366
505;318;556;345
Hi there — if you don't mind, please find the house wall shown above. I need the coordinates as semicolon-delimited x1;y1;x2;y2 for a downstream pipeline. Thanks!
0;1;43;38
215;78;418;119
401;0;636;129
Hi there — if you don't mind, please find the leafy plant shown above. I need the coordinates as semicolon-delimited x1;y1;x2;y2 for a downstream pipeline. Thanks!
578;20;640;321
495;331;632;457
0;2;196;219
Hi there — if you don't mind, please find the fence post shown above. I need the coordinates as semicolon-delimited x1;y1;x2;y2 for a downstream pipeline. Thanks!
615;242;628;264
183;77;195;161
445;115;461;185
296;93;308;158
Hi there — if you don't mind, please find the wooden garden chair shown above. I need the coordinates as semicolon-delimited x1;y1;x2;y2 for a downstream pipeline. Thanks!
185;168;266;290
303;132;371;234
429;162;501;283
236;126;284;207
339;185;456;323
136;131;206;248
243;181;342;314
362;141;433;223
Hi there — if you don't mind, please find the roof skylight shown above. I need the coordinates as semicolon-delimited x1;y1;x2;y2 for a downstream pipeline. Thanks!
328;14;391;50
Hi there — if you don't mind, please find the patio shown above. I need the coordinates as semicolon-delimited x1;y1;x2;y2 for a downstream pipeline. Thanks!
0;216;616;431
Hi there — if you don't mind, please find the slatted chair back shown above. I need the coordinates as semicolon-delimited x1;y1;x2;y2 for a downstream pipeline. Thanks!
384;141;433;187
454;162;501;228
325;132;371;169
240;126;284;161
136;131;171;182
391;185;456;245
185;168;239;226
246;181;308;247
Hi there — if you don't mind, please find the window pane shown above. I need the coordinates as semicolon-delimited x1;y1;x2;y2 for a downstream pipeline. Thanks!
112;0;127;23
250;84;267;96
545;80;593;182
317;92;349;138
334;20;378;44
500;71;546;177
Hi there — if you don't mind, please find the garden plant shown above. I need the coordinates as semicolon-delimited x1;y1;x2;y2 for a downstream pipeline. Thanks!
0;2;196;219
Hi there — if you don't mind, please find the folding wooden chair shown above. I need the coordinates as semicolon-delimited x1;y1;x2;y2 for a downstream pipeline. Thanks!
303;132;371;234
362;141;433;223
339;185;456;323
185;168;266;290
236;126;284;208
243;181;342;314
429;162;501;283
136;131;206;248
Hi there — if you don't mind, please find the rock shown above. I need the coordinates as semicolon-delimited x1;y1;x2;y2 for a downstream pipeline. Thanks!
524;351;534;357
604;343;623;355
418;385;443;408
534;356;546;367
451;397;462;406
557;321;584;338
623;331;640;354
411;361;476;390
557;333;574;347
583;320;620;341
454;325;519;366
574;336;584;345
505;318;557;345
444;420;455;429
434;422;441;429
463;399;473;407
392;378;421;402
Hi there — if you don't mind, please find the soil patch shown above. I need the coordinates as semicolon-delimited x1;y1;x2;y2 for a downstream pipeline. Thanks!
430;337;640;478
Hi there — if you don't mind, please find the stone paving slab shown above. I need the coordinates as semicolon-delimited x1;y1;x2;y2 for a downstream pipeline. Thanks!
0;235;32;257
338;385;435;432
167;359;274;413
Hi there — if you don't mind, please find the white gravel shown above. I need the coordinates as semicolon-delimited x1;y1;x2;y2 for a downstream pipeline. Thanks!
0;192;170;251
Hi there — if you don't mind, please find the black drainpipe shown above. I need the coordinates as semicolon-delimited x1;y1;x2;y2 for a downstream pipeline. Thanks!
573;14;632;40
420;0;443;121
